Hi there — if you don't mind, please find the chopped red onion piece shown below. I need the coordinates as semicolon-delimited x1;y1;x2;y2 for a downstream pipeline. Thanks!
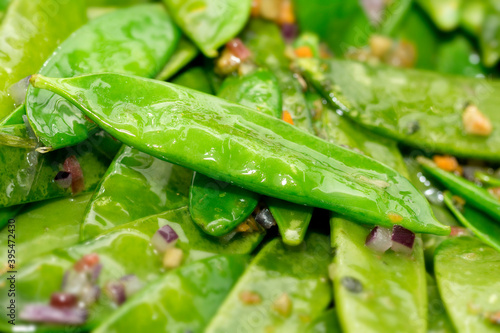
74;253;100;272
360;0;385;24
54;171;72;189
226;38;251;61
365;226;392;253
255;208;276;229
63;156;84;194
151;225;178;253
50;293;78;309
281;23;298;42
120;275;144;297
105;281;126;305
391;225;415;255
9;76;31;106
20;304;88;325
91;263;103;284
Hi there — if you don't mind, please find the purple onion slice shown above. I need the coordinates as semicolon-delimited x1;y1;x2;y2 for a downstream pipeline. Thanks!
151;225;178;253
50;293;78;309
105;281;126;305
391;225;415;255
365;226;392;253
20;304;88;325
54;171;72;189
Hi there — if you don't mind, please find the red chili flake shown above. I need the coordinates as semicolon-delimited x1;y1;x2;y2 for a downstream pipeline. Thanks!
74;253;100;272
450;226;469;237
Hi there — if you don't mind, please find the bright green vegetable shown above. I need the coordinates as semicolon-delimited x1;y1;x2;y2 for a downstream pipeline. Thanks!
475;171;500;187
156;37;199;81
169;67;213;94
81;145;192;240
94;255;249;333
298;58;500;160
26;4;180;150
443;191;500;252
419;157;500;221
205;233;332;332
436;34;486;77
0;104;24;126
0;124;36;148
0;0;86;120
163;0;251;57
0;193;91;268
266;197;313;246
426;275;455;333
30;73;450;235
416;0;461;31
0;204;22;229
331;217;427;333
435;237;500;333
480;12;500;67
306;309;342;333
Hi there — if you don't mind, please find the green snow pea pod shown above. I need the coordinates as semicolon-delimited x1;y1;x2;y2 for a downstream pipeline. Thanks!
94;255;249;333
266;197;313;246
0;104;25;126
416;0;462;31
31;73;450;235
0;0;86;120
81;145;193;240
169;66;213;94
0;194;92;268
189;69;280;236
163;0;251;57
26;4;180;150
419;157;500;222
436;34;487;77
443;191;500;252
475;171;500;187
241;20;314;132
205;233;332;332
480;12;500;67
435;237;500;332
0;207;263;331
305;309;342;333
0;137;109;208
0;204;22;230
460;0;487;35
156;37;200;82
298;58;500;160
87;0;155;6
426;275;455;333
0;124;36;148
331;217;427;333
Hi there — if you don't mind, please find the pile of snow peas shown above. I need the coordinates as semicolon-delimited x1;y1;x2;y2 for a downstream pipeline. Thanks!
0;0;500;332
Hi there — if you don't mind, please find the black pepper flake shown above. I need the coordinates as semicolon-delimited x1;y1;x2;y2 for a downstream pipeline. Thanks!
406;120;420;135
341;276;363;293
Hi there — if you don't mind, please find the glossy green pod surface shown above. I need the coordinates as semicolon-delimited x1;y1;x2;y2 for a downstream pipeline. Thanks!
205;233;332;332
0;204;22;229
0;124;36;148
0;0;86;120
419;157;500;221
241;20;314;132
0;137;109;208
0;207;263;331
331;217;427;333
156;37;199;82
443;191;500;252
435;237;500;333
305;309;342;333
30;73;449;235
298;58;500;160
94;255;249;333
426;275;455;333
416;0;461;31
170;66;213;94
26;4;180;150
0;193;92;268
163;0;251;57
266;197;313;246
81;145;193;240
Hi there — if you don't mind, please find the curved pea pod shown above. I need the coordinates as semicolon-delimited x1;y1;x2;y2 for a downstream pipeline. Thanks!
190;172;259;236
480;12;500;67
331;217;427;333
205;233;332;332
30;73;450;235
416;0;461;31
0;0;86;120
0;104;24;126
241;20;314;132
426;274;455;333
0;204;22;229
26;4;180;150
298;58;500;160
436;34;487;77
81;145;192;240
419;157;500;222
443;191;500;252
435;237;500;332
0;194;92;268
266;197;313;246
156;37;200;82
163;0;251;57
87;0;154;6
306;308;342;333
170;67;213;94
0;137;109;208
0;124;36;148
94;255;249;333
0;207;263;331
189;69;280;236
476;171;500;187
460;0;487;36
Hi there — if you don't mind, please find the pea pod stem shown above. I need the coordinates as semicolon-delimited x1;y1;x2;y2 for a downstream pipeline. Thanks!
29;73;450;235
